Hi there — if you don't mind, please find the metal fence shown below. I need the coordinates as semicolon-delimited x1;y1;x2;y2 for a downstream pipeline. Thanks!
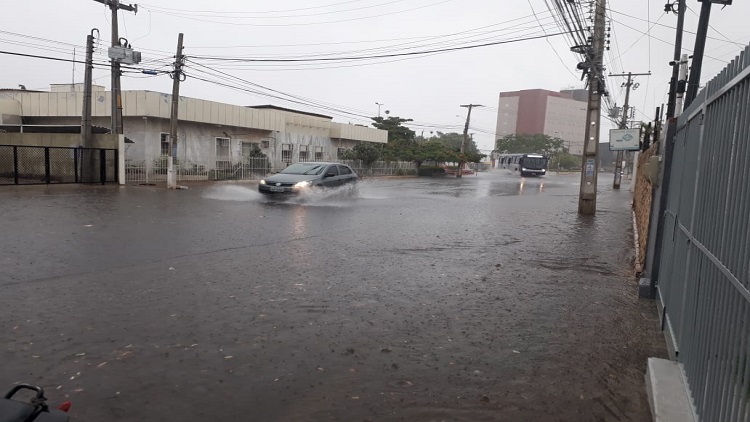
654;45;750;422
0;145;117;185
338;160;417;177
125;155;269;184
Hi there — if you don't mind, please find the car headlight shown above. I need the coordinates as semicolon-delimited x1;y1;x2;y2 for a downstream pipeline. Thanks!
293;181;312;188
521;167;527;171
259;179;267;185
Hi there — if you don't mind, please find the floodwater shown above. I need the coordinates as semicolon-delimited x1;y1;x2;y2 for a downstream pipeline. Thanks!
0;171;666;421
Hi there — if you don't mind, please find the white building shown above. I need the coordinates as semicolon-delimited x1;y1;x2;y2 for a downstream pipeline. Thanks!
0;84;387;172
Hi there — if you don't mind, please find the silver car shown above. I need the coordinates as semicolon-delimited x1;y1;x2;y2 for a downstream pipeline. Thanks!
258;162;358;195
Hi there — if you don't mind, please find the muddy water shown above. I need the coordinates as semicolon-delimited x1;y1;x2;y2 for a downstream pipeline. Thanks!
0;173;666;421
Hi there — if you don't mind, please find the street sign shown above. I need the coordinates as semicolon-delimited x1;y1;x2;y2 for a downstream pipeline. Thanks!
609;128;641;151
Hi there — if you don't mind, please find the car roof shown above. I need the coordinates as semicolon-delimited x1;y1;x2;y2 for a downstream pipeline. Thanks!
297;162;349;166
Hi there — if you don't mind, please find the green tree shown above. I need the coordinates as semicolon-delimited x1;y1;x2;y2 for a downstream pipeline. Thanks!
341;142;381;167
495;133;564;157
430;132;480;155
371;116;416;146
549;152;580;170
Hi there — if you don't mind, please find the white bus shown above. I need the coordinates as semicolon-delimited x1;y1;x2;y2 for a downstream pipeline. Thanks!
496;153;548;177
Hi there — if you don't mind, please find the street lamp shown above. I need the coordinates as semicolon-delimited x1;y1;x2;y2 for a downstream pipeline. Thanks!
375;102;384;118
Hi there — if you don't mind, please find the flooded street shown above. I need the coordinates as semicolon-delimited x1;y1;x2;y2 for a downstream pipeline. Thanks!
0;172;666;421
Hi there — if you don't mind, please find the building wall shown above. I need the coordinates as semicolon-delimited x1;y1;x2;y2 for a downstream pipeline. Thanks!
543;96;587;155
495;96;520;140
0;132;119;149
515;90;549;134
495;89;587;155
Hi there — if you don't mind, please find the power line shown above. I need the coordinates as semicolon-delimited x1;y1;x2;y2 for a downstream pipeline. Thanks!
527;0;579;80
141;0;455;27
142;0;410;19
139;0;378;15
190;30;572;63
610;8;745;46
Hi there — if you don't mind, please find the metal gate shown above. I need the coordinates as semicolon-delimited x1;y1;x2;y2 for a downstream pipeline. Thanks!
0;145;118;185
653;45;750;421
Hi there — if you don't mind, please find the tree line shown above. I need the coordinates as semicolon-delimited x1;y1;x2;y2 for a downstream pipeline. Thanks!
341;116;486;169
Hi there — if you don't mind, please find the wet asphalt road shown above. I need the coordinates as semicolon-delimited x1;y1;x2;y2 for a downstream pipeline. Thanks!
0;172;667;422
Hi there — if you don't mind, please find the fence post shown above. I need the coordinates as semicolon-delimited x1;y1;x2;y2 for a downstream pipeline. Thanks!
74;148;79;183
114;149;119;184
99;149;106;185
13;146;19;185
44;147;51;184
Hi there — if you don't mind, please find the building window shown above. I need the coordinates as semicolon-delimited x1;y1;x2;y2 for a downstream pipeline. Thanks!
261;140;270;149
337;147;347;158
299;145;309;161
160;133;170;156
314;146;324;161
216;137;231;158
282;143;292;162
241;142;259;157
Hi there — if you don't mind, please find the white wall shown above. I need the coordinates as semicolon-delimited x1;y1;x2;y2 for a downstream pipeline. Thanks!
543;96;587;155
495;95;519;142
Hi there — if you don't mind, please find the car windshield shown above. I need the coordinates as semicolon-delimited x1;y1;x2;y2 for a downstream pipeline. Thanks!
280;163;326;175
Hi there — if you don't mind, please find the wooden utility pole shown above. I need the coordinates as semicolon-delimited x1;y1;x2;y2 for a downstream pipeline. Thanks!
93;0;137;135
577;0;606;215
167;33;185;189
458;104;481;178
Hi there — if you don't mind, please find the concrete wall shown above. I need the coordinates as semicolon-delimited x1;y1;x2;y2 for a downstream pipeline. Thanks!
3;90;387;144
543;96;587;155
495;95;519;141
0;97;22;125
0;132;119;149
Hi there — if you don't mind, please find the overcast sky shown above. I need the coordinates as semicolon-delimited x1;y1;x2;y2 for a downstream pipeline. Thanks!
3;0;749;151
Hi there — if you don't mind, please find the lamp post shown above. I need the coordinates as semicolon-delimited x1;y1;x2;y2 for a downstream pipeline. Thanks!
375;102;384;118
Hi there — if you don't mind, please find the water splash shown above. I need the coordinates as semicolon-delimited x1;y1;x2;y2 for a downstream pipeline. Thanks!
203;185;264;202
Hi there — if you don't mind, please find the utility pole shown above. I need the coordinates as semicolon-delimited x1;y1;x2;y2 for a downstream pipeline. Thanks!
167;33;185;190
610;72;650;189
684;0;715;107
93;0;137;135
80;29;97;148
577;0;606;215
674;54;689;115
665;0;686;119
458;104;482;178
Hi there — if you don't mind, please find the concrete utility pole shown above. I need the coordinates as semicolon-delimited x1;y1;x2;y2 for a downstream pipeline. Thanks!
80;29;98;148
665;0;686;119
458;104;482;178
610;71;650;189
94;0;137;135
577;0;606;215
674;54;689;115
684;0;714;107
167;33;185;190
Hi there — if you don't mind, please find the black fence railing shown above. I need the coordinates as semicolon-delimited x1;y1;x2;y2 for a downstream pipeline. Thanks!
0;145;118;185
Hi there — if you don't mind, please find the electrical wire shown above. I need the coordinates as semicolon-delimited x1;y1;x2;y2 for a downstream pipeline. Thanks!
190;30;572;63
139;0;377;15
141;0;455;27
143;0;411;19
610;8;745;46
527;0;579;80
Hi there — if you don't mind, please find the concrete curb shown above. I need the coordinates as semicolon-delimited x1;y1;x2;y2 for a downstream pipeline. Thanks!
645;358;697;422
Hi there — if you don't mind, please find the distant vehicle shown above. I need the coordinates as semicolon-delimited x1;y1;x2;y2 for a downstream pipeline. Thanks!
258;162;358;195
497;153;548;177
